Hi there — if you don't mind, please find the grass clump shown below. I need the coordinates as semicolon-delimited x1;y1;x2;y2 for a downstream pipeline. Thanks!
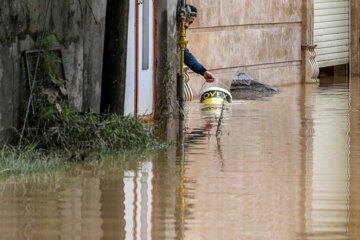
21;106;164;152
0;145;64;176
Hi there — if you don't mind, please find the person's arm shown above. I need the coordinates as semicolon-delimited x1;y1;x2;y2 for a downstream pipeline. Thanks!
184;48;215;82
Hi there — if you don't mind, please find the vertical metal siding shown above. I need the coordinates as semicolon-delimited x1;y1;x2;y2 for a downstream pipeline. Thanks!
314;0;350;67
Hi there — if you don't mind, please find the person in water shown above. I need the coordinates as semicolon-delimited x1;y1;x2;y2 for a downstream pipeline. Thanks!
184;5;216;83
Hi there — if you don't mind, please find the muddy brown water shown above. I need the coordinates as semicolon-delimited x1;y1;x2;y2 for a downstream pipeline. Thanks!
0;76;359;240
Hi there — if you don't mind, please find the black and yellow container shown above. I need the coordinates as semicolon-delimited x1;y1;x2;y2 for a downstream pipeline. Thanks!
200;87;232;104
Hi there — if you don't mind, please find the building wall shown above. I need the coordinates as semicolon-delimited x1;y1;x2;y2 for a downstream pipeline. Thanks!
0;0;107;141
186;0;303;95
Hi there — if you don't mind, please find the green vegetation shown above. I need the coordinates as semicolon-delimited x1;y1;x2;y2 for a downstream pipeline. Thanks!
0;32;168;177
19;105;165;151
0;145;64;176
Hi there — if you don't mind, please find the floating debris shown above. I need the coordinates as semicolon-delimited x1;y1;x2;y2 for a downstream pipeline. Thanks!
230;71;281;100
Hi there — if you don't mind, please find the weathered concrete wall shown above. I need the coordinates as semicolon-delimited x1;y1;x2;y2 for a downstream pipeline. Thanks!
155;0;180;120
186;0;302;95
0;0;107;141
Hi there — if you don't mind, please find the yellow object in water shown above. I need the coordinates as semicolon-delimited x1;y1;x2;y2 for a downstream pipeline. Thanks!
200;87;232;104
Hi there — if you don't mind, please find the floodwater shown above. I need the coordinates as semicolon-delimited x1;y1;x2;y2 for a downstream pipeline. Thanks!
0;75;360;240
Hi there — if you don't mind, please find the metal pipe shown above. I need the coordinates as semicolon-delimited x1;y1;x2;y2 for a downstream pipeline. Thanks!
178;1;186;234
178;0;187;119
181;0;185;8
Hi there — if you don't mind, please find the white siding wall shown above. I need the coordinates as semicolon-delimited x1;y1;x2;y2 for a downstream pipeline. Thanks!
314;0;350;68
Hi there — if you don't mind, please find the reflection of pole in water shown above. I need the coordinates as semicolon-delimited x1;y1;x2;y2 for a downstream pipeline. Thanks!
176;119;185;239
216;102;225;138
345;77;351;234
216;102;226;171
349;76;360;236
216;135;225;171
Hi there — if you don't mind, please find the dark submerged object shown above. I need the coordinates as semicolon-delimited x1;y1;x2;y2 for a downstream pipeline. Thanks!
230;72;281;100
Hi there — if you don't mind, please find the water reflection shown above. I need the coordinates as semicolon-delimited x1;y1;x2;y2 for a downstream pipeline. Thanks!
0;75;359;239
183;85;306;239
123;163;154;240
349;76;360;237
309;78;350;239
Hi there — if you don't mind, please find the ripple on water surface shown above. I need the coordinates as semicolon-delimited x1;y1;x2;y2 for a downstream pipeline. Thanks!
0;80;360;239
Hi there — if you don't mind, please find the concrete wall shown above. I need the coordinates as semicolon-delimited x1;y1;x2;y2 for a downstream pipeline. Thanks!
186;0;303;95
155;0;180;120
0;0;107;141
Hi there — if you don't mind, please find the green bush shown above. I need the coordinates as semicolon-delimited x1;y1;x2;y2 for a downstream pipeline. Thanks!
21;105;163;151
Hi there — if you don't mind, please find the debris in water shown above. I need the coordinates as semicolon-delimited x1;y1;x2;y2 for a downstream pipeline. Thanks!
230;71;281;100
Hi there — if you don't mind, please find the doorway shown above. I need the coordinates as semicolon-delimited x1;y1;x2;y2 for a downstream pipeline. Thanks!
125;0;156;116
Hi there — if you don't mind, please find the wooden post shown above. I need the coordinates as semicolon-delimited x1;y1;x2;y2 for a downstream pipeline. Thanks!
302;0;319;83
101;0;130;114
351;0;360;75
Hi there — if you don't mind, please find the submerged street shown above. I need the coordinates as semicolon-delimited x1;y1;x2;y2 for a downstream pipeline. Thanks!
1;75;359;239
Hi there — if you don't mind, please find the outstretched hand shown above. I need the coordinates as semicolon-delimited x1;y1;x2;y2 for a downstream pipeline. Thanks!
204;71;215;83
